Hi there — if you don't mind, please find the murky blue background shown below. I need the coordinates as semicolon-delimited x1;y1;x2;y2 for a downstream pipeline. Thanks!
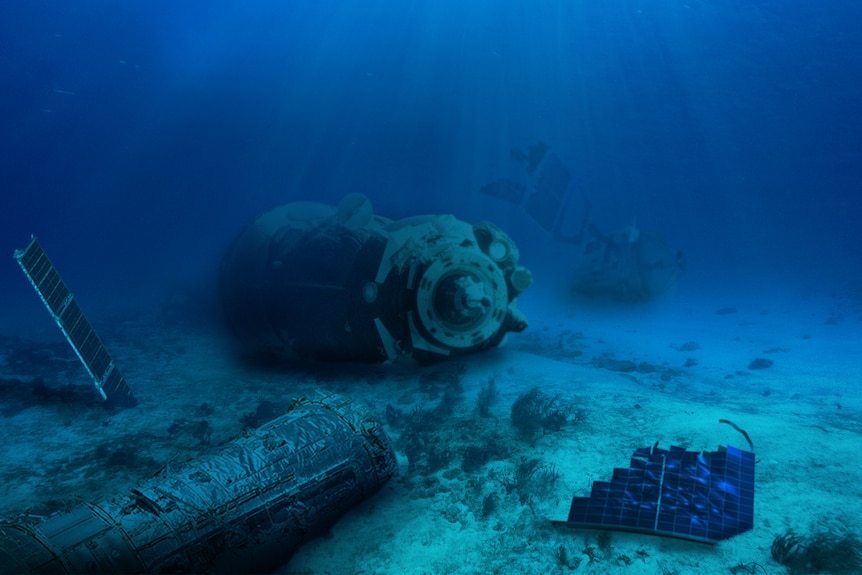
2;1;860;331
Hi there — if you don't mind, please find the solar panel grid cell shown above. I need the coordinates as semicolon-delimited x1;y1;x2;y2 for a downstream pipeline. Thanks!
28;253;50;284
42;270;67;312
20;242;37;266
103;368;125;394
60;300;81;329
89;347;112;380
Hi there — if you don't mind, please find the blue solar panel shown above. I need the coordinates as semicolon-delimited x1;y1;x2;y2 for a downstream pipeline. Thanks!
14;236;137;407
557;444;754;544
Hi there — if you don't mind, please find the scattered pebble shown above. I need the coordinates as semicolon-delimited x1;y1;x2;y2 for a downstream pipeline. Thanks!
748;358;774;370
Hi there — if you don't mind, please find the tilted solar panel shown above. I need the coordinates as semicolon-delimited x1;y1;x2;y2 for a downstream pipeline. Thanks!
14;236;137;407
556;443;754;544
524;152;571;232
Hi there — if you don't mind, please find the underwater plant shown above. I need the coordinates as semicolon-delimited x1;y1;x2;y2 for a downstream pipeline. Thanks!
433;374;464;418
728;561;770;574
496;457;562;508
771;529;862;574
498;457;541;505
394;402;467;475
771;530;806;567
510;386;577;444
476;375;498;417
552;544;581;570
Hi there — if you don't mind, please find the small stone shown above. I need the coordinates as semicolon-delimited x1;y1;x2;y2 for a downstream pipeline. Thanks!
748;358;774;370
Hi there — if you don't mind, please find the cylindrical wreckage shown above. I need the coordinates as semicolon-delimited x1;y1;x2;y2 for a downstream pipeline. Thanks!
0;392;397;574
220;194;533;364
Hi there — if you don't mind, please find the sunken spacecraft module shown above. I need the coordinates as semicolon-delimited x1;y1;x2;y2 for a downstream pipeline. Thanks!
0;392;397;574
220;194;533;363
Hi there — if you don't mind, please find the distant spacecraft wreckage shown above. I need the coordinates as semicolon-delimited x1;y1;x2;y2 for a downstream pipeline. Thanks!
221;194;533;363
480;140;686;302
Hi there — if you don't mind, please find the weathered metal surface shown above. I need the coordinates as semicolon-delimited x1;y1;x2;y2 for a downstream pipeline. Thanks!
0;391;396;574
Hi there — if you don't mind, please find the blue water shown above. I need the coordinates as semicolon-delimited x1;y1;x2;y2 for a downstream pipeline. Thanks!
1;1;860;326
2;4;862;572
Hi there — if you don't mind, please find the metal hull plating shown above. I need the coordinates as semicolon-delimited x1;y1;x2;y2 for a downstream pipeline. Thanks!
0;392;397;574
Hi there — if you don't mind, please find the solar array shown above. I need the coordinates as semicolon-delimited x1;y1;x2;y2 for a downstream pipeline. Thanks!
558;444;754;544
524;151;571;233
479;141;590;243
14;236;136;407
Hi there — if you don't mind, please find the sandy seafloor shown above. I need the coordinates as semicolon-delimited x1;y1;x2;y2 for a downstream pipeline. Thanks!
1;283;860;575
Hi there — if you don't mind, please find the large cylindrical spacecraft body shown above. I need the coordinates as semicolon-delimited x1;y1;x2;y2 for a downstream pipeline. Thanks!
0;392;396;574
220;194;533;364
